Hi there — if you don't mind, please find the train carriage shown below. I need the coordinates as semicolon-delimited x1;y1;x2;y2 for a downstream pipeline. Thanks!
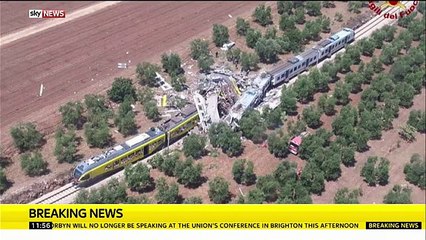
72;104;199;185
73;128;166;184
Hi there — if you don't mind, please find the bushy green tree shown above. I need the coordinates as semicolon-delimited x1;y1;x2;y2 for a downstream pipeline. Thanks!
10;123;43;152
252;4;273;26
236;17;250;36
255;38;280;63
322;1;335;8
232;159;256;185
334;188;361;204
305;1;322;16
190;39;210;60
294;7;305;24
161;53;183;76
293;75;316;103
246;28;262;49
240;51;259;71
107;77;136;103
333;82;351;105
171;74;186;92
300;162;325;194
155;178;180;204
399;124;417;142
183;134;206;159
287;120;307;137
84;119;111;148
379;45;398;65
309;67;328;92
197;54;214;72
383;185;412;204
54;127;78;163
177;160;203;188
404;154;425;190
280;87;298;115
277;181;312;203
208;123;243;157
318;95;336;116
138;87;154;104
74;178;128;204
264;26;277;39
262;107;282;129
84;94;112;121
279;13;296;31
136;62;161;87
319;16;331;33
226;47;241;63
59;101;84;129
212;24;229;47
143;100;160;121
361;156;390;186
302;106;322;129
125;163;154;192
160;152;179;177
348;1;362;13
303;20;322;42
267;132;290;158
340;145;356;167
20;151;48;176
0;167;9;194
359;38;376;57
183;196;203;204
239;110;267;143
208;177;230;203
115;97;137;136
395;82;415;108
246;188;265;204
277;1;293;15
256;175;279;202
407;110;426;133
382;25;397;42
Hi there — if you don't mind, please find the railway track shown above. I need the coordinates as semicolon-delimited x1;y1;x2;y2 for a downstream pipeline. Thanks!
29;183;80;204
29;4;408;204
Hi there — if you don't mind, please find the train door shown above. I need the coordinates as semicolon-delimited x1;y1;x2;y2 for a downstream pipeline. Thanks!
144;145;149;156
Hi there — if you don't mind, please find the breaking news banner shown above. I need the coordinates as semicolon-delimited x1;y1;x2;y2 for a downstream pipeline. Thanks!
0;205;425;240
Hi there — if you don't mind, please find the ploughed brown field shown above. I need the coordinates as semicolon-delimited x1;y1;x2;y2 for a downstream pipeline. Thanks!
0;1;262;150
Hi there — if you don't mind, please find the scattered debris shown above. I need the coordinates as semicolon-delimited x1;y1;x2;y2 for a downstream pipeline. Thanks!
117;63;128;69
39;83;44;97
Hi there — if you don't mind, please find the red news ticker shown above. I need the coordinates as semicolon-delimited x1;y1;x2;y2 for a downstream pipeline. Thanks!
42;9;66;18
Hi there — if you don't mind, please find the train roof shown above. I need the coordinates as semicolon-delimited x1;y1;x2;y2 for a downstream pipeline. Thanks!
75;127;164;173
160;104;197;131
299;48;319;58
269;56;303;75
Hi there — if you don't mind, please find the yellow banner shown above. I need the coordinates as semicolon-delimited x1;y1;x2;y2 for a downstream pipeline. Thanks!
1;205;424;230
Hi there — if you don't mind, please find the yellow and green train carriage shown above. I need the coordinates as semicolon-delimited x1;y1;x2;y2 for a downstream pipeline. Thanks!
72;105;199;185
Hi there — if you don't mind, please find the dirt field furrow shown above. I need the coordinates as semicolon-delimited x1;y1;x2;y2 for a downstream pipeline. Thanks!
0;2;262;150
0;1;95;36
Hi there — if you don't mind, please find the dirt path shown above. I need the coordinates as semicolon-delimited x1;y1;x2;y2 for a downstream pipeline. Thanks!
0;1;121;46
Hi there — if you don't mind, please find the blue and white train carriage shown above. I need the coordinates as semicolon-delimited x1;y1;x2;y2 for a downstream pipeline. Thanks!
269;28;355;86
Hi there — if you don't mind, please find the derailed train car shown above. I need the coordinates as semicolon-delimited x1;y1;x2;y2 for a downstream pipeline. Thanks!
72;105;199;185
226;28;355;128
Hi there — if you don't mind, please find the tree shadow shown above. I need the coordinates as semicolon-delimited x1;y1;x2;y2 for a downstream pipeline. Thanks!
0;155;12;168
185;176;208;189
0;179;13;195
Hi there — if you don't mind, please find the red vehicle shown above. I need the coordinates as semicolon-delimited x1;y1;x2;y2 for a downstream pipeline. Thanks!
289;132;308;155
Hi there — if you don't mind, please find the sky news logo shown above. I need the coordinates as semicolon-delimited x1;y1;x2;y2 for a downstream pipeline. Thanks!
28;9;66;19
